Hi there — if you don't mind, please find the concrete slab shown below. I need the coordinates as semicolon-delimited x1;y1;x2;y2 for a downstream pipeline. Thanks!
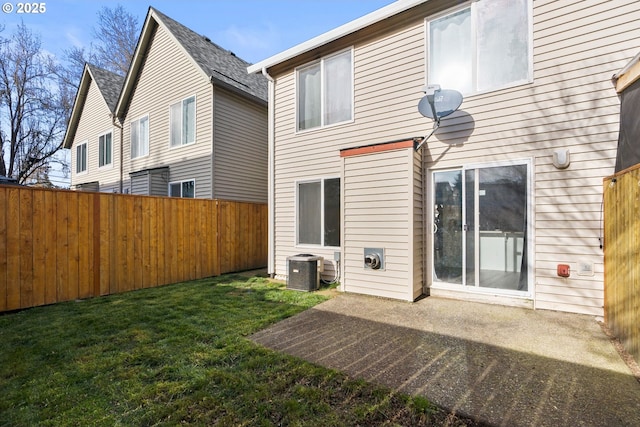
251;294;640;427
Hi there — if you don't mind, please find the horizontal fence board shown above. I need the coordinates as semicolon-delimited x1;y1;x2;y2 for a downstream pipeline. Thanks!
0;186;266;312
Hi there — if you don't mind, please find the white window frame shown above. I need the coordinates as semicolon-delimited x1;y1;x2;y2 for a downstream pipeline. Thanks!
429;158;533;298
130;114;149;159
295;48;354;133
425;0;533;96
295;176;341;248
98;130;113;169
76;141;87;175
169;95;196;148
169;179;196;198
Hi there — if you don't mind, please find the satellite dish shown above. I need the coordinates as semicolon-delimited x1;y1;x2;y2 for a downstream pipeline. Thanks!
414;85;464;152
418;88;463;120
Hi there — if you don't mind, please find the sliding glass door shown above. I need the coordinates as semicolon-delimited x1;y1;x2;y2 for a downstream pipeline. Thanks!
433;161;529;292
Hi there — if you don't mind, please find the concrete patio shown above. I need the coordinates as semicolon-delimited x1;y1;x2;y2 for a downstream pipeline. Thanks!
251;293;640;426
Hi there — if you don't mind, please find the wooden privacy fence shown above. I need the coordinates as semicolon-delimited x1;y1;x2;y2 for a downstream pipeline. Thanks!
0;185;267;313
604;166;640;365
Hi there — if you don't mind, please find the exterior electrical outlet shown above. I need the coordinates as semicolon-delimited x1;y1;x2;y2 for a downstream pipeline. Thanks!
364;248;384;270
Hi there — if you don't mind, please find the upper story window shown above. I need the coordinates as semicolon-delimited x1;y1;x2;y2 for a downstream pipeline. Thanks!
131;115;149;159
427;0;531;95
297;49;353;131
169;179;195;198
170;96;196;148
76;142;87;174
98;131;112;168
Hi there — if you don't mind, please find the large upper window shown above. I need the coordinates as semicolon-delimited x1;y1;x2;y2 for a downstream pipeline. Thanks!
170;96;195;147
297;49;353;131
131;115;149;159
98;131;112;168
76;142;87;174
428;0;531;95
169;179;195;198
297;178;340;247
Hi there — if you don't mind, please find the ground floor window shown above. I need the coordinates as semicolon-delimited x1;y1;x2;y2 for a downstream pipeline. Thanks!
169;179;195;198
432;160;529;293
297;177;340;247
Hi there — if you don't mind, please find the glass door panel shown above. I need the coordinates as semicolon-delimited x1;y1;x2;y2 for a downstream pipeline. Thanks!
475;164;528;291
432;163;529;292
433;171;463;284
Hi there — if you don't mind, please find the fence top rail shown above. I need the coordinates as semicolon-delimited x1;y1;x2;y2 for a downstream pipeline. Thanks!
604;162;640;182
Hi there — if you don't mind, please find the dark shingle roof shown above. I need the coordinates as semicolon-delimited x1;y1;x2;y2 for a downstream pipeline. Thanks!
87;64;125;112
151;8;267;102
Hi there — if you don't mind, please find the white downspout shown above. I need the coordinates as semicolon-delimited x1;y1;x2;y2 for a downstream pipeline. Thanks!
262;67;276;277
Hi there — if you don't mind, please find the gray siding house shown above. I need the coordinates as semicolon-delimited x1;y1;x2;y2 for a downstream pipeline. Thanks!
64;8;268;202
249;0;640;315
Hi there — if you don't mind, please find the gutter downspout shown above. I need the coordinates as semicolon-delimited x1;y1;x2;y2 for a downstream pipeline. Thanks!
262;67;276;277
111;114;124;193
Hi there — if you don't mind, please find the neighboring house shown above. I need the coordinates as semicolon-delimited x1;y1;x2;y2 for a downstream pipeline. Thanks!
249;0;640;316
64;7;268;202
63;63;124;193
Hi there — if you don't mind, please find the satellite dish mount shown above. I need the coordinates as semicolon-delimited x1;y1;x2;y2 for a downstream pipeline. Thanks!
415;84;463;151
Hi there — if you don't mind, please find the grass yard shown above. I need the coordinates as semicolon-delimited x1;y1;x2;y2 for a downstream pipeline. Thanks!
0;273;478;426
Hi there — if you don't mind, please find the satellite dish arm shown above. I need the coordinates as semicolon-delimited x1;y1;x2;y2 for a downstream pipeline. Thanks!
414;119;440;152
426;92;441;127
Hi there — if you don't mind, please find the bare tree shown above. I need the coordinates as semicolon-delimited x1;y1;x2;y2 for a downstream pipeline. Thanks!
63;4;139;79
92;5;139;75
0;22;67;184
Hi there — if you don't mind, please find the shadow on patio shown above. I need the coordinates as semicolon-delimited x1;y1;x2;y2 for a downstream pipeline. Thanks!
251;294;640;427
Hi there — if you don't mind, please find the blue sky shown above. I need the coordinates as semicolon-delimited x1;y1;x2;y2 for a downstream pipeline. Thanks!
1;0;393;65
0;0;393;185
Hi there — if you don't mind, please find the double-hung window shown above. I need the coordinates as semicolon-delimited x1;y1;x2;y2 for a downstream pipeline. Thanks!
170;96;196;147
427;0;531;95
297;178;340;247
76;142;87;174
98;131;112;168
297;49;353;131
131;115;149;158
169;179;195;198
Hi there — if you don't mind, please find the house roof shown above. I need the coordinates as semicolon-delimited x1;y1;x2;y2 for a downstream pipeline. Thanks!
247;0;427;75
62;63;125;149
613;51;640;93
88;64;126;112
115;7;267;118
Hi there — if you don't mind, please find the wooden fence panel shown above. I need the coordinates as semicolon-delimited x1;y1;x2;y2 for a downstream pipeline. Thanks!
0;188;7;312
0;186;267;313
604;167;640;365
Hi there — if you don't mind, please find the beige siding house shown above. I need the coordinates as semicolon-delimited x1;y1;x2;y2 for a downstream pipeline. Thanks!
64;8;268;202
63;64;124;193
249;0;640;315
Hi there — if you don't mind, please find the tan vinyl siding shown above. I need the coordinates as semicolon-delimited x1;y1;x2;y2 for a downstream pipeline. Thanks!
122;24;213;198
412;149;424;299
271;0;640;315
70;78;121;192
343;148;415;300
213;89;267;203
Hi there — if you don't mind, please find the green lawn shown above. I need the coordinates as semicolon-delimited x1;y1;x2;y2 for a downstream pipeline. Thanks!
0;274;477;426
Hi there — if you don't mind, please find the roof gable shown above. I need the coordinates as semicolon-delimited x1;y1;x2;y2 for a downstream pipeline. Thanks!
89;64;125;112
62;63;124;149
116;7;267;117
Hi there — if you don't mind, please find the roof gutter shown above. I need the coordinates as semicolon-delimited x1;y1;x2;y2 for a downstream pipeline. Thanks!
612;50;640;93
247;0;427;74
261;67;276;277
